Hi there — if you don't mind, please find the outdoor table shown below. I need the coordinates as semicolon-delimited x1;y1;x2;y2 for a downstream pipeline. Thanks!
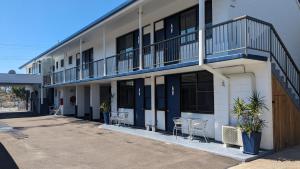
181;117;203;140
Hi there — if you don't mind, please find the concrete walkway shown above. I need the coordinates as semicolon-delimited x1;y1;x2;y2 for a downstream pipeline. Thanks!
0;116;239;169
101;124;270;162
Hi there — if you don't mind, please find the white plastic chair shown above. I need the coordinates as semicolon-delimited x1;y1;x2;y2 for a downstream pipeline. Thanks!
118;112;129;126
173;117;183;139
190;119;208;143
49;105;62;115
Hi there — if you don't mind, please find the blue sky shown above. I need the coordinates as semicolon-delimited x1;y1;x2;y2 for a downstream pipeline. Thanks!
0;0;126;73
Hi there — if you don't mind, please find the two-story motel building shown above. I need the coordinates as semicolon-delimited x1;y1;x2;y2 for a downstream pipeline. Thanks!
20;0;300;151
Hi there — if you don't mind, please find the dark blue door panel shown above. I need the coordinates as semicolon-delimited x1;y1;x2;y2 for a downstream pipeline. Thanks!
166;75;181;132
134;79;145;127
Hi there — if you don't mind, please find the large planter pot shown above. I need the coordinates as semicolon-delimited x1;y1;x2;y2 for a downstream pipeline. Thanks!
242;132;262;155
103;112;110;124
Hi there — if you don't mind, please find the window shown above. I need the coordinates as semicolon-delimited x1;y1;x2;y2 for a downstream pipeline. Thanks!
28;67;32;74
180;7;198;44
68;56;73;65
56;62;58;69
144;85;151;110
156;84;165;110
38;62;41;74
181;71;214;114
118;80;134;108
60;59;64;68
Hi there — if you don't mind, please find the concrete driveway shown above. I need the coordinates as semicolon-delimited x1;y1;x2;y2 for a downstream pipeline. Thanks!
230;146;300;169
0;115;238;169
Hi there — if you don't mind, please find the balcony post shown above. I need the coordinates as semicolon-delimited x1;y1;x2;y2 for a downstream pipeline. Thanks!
79;38;83;80
40;59;44;105
198;0;205;66
139;6;143;70
63;52;66;83
103;27;107;76
151;75;156;130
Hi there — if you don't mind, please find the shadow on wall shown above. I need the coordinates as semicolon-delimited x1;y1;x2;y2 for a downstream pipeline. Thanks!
0;143;19;169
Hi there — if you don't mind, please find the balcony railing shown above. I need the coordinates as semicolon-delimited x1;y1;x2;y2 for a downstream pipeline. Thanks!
205;16;299;99
53;71;64;84
44;16;300;103
43;31;199;85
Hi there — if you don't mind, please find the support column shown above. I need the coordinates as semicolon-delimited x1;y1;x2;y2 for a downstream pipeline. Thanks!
151;76;156;130
198;0;205;66
40;60;44;105
111;81;118;115
138;6;143;70
76;85;84;117
79;39;83;80
90;84;100;120
103;28;107;76
63;52;66;83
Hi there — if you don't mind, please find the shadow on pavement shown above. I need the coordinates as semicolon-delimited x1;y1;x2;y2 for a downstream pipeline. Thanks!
263;146;300;161
0;112;43;119
0;143;19;169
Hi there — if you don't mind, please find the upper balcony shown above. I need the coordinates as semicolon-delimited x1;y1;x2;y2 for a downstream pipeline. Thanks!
44;15;299;100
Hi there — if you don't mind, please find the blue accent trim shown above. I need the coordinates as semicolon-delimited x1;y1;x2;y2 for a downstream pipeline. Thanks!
205;53;268;64
19;0;136;69
44;61;199;88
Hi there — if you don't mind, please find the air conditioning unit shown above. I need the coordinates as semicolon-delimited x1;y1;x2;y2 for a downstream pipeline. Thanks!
222;125;243;147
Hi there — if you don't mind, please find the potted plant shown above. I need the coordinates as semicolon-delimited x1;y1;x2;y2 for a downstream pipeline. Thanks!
70;96;76;106
100;100;111;124
232;91;267;155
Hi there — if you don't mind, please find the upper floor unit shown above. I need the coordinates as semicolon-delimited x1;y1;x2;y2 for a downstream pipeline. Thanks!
20;0;300;88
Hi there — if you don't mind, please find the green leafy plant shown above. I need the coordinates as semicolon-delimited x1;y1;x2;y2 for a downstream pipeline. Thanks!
70;96;76;105
232;91;268;134
11;87;27;100
100;100;111;113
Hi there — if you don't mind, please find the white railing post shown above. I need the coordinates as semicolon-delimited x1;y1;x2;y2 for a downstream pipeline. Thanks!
103;27;107;76
139;6;143;70
79;38;83;80
198;0;205;66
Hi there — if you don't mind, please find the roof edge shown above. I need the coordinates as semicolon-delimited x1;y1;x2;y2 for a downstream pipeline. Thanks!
19;0;137;69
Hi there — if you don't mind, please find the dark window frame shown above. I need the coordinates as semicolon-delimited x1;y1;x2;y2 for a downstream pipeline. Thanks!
156;84;165;111
180;71;214;114
144;85;151;110
56;62;58;69
117;80;135;109
60;59;64;68
68;56;73;65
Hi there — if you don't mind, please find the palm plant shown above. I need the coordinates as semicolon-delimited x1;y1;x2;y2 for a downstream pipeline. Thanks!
100;100;111;113
232;91;268;134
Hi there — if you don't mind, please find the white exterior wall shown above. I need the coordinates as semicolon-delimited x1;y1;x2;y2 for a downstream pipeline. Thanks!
90;84;100;120
76;85;85;117
62;87;76;115
213;61;273;150
212;0;300;67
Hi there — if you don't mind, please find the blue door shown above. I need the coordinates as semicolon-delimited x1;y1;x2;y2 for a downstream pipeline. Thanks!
134;79;145;128
166;74;181;132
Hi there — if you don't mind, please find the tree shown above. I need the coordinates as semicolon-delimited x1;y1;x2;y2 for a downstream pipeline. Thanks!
11;87;27;101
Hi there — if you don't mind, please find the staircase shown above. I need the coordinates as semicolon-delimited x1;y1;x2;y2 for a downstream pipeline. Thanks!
268;21;300;109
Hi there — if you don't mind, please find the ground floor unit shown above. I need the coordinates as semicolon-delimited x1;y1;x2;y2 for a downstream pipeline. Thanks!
47;61;278;150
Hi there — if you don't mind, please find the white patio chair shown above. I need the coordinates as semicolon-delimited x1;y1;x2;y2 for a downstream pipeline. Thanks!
190;119;208;143
118;112;129;126
173;117;183;139
49;105;62;116
110;112;119;125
